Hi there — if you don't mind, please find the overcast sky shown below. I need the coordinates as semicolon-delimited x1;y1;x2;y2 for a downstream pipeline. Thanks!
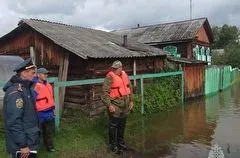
0;0;240;36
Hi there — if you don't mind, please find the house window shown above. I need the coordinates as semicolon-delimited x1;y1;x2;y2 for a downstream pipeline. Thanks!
163;46;181;57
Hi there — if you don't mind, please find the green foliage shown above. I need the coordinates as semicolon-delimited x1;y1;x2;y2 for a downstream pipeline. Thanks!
133;77;181;113
212;53;226;65
212;45;240;68
212;24;240;68
225;45;240;68
212;25;239;49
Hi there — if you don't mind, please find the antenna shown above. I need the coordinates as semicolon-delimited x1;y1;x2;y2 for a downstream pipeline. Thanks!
190;0;193;19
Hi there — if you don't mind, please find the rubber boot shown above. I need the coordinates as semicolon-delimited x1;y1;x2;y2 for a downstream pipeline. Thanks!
109;117;122;155
117;117;129;151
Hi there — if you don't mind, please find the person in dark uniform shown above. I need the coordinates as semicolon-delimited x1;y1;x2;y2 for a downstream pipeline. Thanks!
3;58;40;158
102;60;134;155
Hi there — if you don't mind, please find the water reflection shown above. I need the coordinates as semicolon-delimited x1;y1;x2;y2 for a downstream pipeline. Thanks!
127;82;240;158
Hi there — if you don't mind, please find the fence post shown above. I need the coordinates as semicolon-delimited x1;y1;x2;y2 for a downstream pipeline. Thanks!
140;77;144;114
53;80;60;132
181;72;184;104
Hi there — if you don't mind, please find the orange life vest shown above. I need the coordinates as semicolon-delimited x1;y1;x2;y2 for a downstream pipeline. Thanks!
34;82;55;112
107;71;131;98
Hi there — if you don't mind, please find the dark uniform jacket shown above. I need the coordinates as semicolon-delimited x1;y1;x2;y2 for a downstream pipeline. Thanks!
3;75;40;154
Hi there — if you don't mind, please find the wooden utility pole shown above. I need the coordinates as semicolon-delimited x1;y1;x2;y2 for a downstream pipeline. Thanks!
190;0;193;19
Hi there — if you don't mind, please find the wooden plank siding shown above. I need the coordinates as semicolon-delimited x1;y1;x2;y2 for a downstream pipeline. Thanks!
65;54;165;115
0;29;33;59
153;42;192;59
0;29;72;111
184;64;205;98
0;30;66;75
150;24;212;60
0;28;166;115
186;43;192;59
196;26;210;44
33;31;65;66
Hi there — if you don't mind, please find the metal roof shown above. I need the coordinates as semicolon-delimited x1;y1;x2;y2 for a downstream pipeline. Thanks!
167;56;208;64
0;19;167;59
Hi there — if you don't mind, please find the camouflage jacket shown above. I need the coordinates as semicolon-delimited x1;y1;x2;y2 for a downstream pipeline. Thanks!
101;74;134;116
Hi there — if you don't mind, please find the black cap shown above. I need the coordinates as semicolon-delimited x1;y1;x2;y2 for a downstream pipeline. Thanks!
13;58;36;73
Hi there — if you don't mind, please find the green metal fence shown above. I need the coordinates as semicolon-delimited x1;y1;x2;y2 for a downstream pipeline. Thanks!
52;71;184;131
0;71;184;131
205;66;240;95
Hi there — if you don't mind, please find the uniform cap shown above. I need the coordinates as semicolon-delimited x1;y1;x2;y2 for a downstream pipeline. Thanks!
13;58;36;73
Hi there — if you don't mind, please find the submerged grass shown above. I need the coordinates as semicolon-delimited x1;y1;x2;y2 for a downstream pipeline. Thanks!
0;106;183;158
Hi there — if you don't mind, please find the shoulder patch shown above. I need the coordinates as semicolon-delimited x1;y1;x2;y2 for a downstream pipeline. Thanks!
16;98;24;108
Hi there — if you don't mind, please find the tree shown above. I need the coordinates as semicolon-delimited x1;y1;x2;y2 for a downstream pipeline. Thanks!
211;25;240;68
225;45;240;68
212;26;220;49
212;24;239;49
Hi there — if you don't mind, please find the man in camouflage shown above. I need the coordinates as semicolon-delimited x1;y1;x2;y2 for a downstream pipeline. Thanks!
102;60;134;154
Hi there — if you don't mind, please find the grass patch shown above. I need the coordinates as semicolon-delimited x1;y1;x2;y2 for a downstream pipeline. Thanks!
0;102;183;157
0;109;155;158
0;109;111;158
133;77;181;113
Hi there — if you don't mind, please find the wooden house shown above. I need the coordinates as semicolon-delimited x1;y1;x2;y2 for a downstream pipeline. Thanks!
0;19;167;115
112;17;214;61
113;18;214;98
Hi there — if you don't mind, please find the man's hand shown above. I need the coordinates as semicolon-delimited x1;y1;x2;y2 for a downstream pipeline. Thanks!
20;147;30;158
108;105;116;113
21;147;30;153
129;101;134;111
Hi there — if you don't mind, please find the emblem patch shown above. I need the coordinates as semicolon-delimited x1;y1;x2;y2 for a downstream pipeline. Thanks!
16;98;24;108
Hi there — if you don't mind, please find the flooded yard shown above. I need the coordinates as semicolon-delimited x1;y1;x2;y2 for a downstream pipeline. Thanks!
125;82;240;157
0;82;240;158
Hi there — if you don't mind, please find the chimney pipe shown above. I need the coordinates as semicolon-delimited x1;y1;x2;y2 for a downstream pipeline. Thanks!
123;35;127;47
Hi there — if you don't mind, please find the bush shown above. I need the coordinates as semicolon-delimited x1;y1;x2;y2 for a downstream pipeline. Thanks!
133;77;181;113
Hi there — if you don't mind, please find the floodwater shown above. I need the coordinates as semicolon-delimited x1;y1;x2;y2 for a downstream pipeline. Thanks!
0;81;240;158
126;82;240;158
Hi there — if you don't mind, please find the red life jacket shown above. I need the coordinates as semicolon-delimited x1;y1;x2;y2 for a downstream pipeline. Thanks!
107;71;131;98
34;82;55;112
